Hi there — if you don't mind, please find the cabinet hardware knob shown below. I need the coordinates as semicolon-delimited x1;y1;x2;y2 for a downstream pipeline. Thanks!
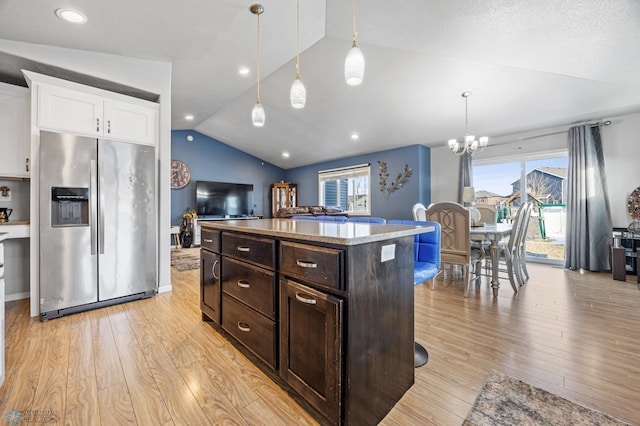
237;280;251;288
237;246;251;252
296;260;317;269
203;238;213;243
107;119;111;134
96;118;100;132
295;292;317;305
26;158;30;172
237;321;251;332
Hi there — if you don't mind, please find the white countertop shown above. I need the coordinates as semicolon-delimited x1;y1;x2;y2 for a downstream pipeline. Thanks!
0;222;30;239
200;218;434;245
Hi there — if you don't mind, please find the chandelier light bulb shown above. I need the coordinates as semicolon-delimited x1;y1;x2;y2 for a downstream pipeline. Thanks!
252;101;265;127
290;77;306;109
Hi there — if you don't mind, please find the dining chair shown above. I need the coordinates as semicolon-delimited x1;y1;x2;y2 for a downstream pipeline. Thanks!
425;202;483;297
490;203;530;291
346;217;386;224
412;203;427;221
515;202;534;285
475;204;497;224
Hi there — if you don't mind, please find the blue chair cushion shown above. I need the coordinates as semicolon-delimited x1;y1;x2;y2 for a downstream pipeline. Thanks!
388;220;441;285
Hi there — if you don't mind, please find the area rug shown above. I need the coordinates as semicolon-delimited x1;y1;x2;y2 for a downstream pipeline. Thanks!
463;370;630;426
170;247;200;271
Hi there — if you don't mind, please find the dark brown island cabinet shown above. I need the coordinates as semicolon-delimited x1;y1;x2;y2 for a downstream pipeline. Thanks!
199;219;433;425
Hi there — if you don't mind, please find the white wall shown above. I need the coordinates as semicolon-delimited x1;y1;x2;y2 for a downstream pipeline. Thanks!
430;111;640;228
0;39;173;315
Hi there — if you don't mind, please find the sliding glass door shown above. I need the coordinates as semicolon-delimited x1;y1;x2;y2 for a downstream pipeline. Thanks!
473;152;568;264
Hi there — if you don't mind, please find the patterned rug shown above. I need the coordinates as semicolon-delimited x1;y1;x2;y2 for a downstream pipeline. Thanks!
464;370;630;425
170;248;200;271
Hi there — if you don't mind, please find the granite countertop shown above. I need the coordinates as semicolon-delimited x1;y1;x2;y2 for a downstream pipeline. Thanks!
200;218;434;245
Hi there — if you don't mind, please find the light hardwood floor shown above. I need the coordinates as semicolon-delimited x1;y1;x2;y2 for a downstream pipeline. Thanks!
1;263;639;425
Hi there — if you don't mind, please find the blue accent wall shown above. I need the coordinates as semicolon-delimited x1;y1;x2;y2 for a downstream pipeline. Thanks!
171;130;285;225
284;145;431;220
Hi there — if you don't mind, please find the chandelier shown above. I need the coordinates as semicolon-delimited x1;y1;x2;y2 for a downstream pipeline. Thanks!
448;91;488;155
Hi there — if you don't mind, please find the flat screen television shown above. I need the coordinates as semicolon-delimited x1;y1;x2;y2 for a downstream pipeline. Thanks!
195;181;254;218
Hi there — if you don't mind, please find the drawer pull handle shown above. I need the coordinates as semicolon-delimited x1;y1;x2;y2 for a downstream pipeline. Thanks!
296;260;317;269
237;246;251;252
212;259;219;280
203;238;213;243
237;321;251;332
237;280;250;288
295;292;317;305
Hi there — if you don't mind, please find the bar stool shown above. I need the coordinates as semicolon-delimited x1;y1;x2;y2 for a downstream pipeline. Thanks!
170;226;181;248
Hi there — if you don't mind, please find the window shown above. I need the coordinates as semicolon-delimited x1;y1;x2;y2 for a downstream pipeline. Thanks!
318;164;370;215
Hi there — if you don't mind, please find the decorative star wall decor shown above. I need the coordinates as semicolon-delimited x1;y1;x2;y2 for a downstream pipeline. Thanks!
378;161;412;199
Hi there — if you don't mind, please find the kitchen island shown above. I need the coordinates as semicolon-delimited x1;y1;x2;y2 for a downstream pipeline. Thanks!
199;219;434;425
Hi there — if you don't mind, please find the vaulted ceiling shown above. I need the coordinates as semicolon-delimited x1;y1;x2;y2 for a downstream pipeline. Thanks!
1;0;639;168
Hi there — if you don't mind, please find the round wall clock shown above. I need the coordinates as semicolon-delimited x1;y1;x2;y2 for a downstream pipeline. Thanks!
628;186;640;221
171;160;191;189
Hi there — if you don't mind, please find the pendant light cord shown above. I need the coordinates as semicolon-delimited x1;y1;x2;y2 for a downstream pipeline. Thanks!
464;95;469;136
352;0;358;45
296;0;300;78
256;10;261;102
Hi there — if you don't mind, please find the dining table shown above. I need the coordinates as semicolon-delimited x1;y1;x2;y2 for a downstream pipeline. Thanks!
470;223;514;296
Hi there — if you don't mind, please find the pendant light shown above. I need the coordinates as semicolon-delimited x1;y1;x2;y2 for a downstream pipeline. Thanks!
344;0;364;85
251;4;265;127
290;0;306;109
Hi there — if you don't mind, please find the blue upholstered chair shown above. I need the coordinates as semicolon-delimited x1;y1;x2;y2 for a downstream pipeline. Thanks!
290;216;316;220
345;217;386;224
387;220;441;287
315;215;348;222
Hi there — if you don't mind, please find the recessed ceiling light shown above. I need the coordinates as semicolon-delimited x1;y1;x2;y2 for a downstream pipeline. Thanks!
55;8;87;24
282;151;290;158
238;66;250;76
184;114;194;121
350;132;360;141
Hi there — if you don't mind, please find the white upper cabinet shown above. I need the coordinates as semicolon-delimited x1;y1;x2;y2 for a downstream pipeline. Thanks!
103;98;157;145
37;84;103;137
0;83;30;178
35;78;158;146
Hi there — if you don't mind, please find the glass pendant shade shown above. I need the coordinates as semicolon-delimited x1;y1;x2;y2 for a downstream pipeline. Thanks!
345;44;365;85
290;77;306;109
252;101;265;127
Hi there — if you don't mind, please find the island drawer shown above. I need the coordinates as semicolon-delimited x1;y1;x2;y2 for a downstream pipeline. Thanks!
201;229;220;253
280;241;343;290
222;232;276;269
222;257;276;320
222;294;277;369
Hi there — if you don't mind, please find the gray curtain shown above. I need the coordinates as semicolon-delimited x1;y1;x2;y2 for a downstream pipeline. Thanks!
564;125;612;271
458;152;473;204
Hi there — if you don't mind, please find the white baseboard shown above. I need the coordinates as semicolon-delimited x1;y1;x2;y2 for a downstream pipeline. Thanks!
6;291;30;302
157;285;172;294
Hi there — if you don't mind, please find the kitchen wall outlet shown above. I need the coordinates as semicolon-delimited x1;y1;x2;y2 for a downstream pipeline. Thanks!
0;190;10;201
381;244;396;262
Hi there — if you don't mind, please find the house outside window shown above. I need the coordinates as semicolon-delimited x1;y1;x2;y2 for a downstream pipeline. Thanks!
318;164;370;215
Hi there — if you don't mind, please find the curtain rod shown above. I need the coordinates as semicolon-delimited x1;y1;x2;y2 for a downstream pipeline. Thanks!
495;120;612;145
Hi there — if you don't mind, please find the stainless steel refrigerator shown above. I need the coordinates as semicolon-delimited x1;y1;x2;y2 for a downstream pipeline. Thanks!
39;130;157;320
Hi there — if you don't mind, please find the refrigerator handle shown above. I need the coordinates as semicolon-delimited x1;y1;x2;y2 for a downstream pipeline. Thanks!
99;161;106;255
90;160;98;255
